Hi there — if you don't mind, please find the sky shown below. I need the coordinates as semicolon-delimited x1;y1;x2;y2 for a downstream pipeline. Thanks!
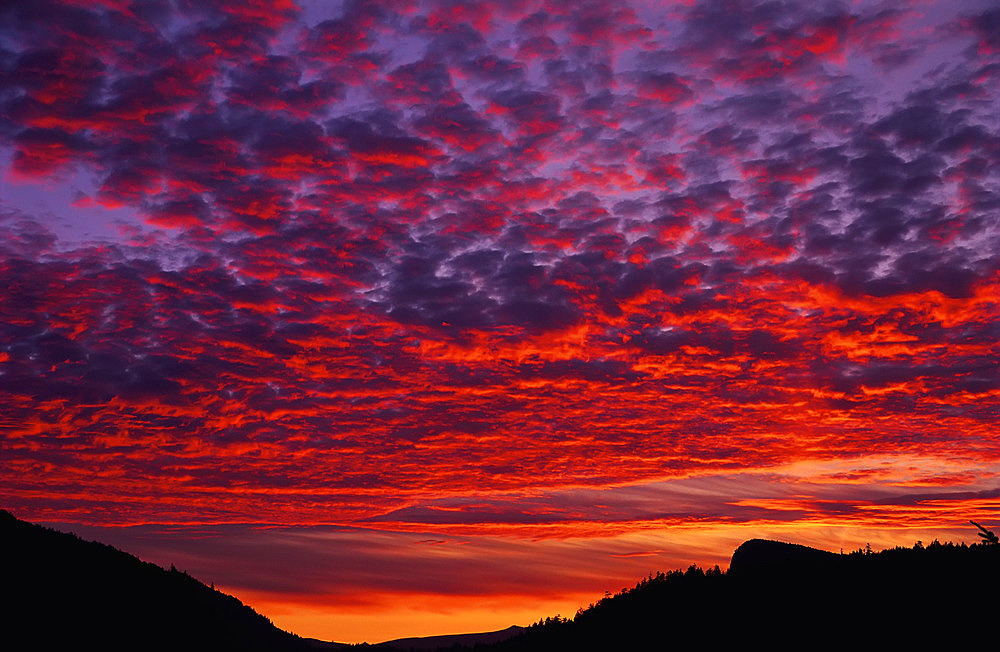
1;0;999;643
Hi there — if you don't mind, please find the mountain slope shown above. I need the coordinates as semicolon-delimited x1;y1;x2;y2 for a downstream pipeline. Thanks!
2;509;332;652
6;508;998;651
481;536;1000;650
377;625;525;650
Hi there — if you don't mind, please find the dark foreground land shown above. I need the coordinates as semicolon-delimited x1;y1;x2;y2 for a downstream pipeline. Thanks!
4;509;998;651
456;536;1000;651
2;510;339;652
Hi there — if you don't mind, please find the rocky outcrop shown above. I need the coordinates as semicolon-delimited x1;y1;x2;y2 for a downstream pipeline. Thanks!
729;538;839;576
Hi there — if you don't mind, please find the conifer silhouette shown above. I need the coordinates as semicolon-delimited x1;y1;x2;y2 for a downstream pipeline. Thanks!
971;520;999;545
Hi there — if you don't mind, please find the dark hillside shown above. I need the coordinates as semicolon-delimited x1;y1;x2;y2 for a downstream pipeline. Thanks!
475;535;1000;651
6;508;998;652
376;625;526;650
1;510;335;652
729;537;839;572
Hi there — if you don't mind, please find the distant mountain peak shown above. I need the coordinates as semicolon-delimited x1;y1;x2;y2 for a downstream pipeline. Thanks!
378;624;526;650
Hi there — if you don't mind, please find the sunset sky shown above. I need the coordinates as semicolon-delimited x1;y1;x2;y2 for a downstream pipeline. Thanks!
2;0;999;643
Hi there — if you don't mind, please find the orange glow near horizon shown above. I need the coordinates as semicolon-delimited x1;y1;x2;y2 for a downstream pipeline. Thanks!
26;483;999;642
174;516;992;643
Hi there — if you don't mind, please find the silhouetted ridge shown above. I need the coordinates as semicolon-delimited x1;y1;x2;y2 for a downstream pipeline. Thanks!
377;625;525;650
729;538;839;575
469;534;1000;651
1;510;338;651
7;508;999;651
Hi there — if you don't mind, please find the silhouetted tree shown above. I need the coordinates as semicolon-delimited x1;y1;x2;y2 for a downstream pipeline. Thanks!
971;520;999;545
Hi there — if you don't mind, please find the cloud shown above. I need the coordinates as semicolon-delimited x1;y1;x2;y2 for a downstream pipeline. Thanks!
1;0;997;605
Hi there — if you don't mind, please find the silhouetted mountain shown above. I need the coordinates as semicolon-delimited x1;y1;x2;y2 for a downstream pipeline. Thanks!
7;508;999;651
1;509;345;652
470;535;1000;650
728;537;839;573
376;625;525;650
